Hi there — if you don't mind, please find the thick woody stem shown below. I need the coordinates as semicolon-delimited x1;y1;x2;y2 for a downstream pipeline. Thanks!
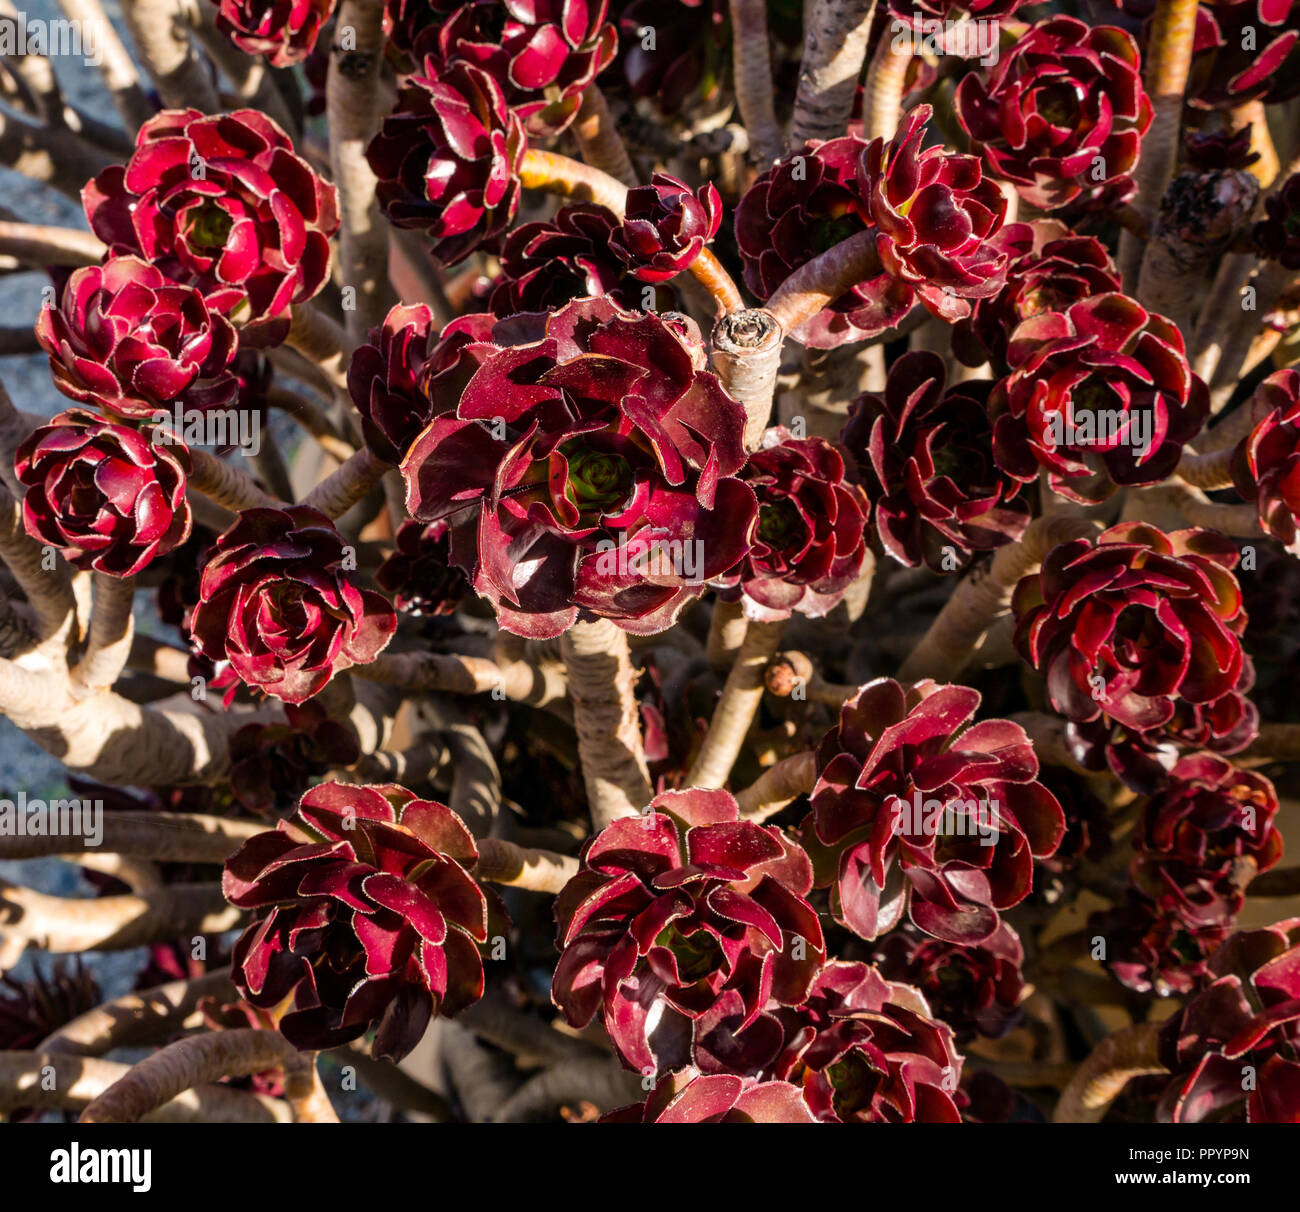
446;723;501;837
328;0;396;339
287;304;353;393
572;85;638;187
0;659;281;783
0;111;116;200
736;750;816;820
475;837;579;894
1053;1023;1167;1123
351;739;449;783
269;386;357;463
42;972;236;1056
0;1052;289;1120
187;447;285;512
300;445;388;518
1204;262;1291;408
0;810;266;863
70;573;135;693
356;650;567;705
80;1028;337;1123
688;619;786;789
120;0;220;112
0;879;241;953
56;0;155;131
898;515;1102;681
492;1059;644;1122
0;220;104;266
520;146;629;211
790;0;877;147
692;250;746;314
1175;444;1236;490
861;32;911;142
765;229;882;339
561;618;654;828
706;599;749;671
0;485;78;642
1119;0;1199;287
1151;479;1262;535
728;0;784;166
712;309;783;449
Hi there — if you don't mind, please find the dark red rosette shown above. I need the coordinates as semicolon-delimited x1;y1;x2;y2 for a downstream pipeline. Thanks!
1013;524;1250;787
366;59;525;265
84;109;339;344
422;0;617;137
401;297;754;639
224;780;490;1060
1157;919;1300;1123
842;350;1029;570
955;17;1152;210
15;407;192;577
805;678;1064;944
189;506;397;703
610;172;722;283
552;787;825;1074
874;920;1025;1043
991;293;1209;502
35;257;238;421
716;428;869;621
769;960;965;1122
376;518;470;616
210;0;335;66
952;219;1121;372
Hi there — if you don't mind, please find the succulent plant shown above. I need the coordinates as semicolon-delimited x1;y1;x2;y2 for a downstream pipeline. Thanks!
84;109;339;344
224;781;490;1059
189;506;397;703
15;407;192;577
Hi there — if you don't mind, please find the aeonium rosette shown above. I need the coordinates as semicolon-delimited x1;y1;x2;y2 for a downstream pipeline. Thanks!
715;428;870;622
610;172;723;283
1156;919;1300;1123
857;104;1009;326
15;408;192;577
954;17;1152;211
84;109;339;344
841;350;1029;571
35;257;239;421
874;920;1026;1043
401;297;755;639
991;292;1210;502
1231;368;1300;551
1131;753;1283;930
551;787;825;1074
366;59;525;265
421;0;618;137
1012;524;1253;790
804;678;1065;944
189;506;397;704
952;219;1122;372
210;0;335;66
223;780;490;1060
769;960;965;1123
